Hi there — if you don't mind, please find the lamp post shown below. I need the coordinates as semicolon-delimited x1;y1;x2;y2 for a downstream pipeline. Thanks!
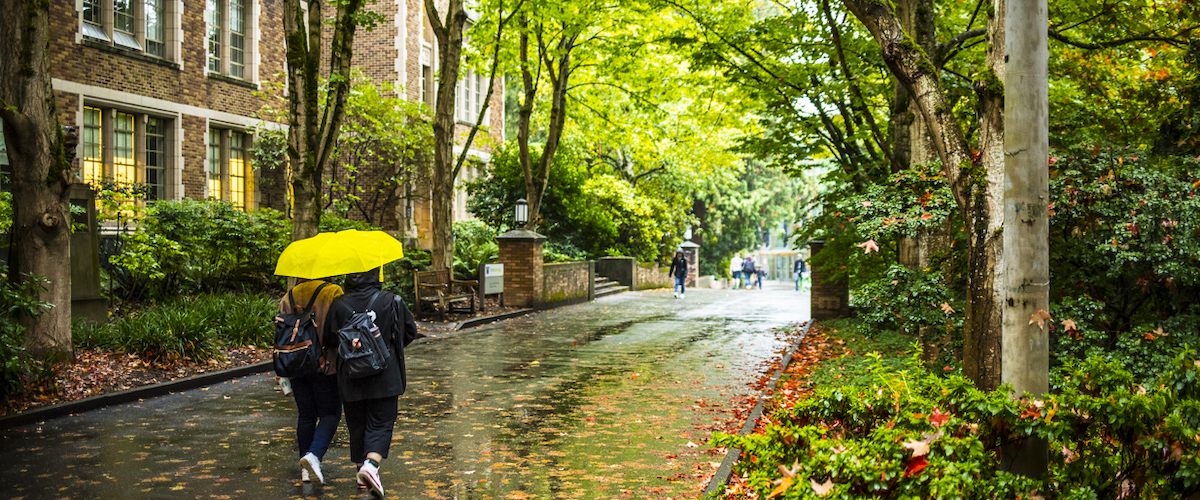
514;198;529;227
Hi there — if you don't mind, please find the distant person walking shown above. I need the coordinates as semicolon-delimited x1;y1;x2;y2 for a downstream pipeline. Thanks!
278;278;345;484
729;253;742;289
329;269;420;498
742;256;760;290
793;258;807;291
669;250;688;299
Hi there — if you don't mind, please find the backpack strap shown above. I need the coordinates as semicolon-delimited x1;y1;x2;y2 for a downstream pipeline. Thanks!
362;290;385;313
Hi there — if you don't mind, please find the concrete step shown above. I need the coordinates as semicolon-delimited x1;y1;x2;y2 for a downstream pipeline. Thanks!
594;283;629;298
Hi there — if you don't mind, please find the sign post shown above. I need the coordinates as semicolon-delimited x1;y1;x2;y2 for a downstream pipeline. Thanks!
479;263;505;311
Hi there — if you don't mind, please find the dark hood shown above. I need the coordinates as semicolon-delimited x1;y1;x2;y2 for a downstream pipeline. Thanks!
344;268;383;293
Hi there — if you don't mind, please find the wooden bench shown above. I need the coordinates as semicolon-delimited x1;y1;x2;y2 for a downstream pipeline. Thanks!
413;269;478;320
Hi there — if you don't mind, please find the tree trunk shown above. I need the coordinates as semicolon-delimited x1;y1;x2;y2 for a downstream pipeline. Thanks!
426;0;467;272
841;0;1003;389
284;0;365;242
0;0;75;359
999;0;1049;476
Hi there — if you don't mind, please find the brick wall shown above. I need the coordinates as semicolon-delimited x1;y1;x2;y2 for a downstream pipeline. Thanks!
542;261;590;304
50;0;287;208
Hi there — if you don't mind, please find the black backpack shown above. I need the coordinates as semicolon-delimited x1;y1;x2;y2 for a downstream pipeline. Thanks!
336;291;391;379
273;282;329;378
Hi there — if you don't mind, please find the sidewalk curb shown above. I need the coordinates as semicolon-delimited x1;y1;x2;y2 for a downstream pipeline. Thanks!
3;309;541;430
0;361;274;430
456;308;537;330
702;319;813;499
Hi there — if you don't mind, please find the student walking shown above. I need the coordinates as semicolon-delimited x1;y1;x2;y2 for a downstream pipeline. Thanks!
742;256;759;290
729;253;742;289
669;250;688;298
278;278;345;484
793;258;807;291
329;269;420;498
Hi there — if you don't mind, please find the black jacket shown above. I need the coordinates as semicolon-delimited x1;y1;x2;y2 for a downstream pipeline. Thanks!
329;269;419;402
669;255;688;279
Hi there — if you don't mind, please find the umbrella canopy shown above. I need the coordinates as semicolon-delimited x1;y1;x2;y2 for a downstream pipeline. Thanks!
275;229;404;279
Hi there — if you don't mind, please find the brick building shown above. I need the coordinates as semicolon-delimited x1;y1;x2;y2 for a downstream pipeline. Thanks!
8;0;502;249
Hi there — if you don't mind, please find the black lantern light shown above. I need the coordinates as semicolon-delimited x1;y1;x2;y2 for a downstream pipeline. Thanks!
514;198;529;226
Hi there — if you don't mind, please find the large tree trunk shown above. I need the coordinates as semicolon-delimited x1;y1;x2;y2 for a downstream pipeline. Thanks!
426;0;467;272
962;0;1007;391
842;0;1003;389
999;0;1049;476
0;0;74;359
284;0;364;241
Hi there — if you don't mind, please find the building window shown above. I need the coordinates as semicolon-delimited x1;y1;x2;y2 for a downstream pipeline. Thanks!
80;106;173;201
206;0;252;80
456;71;486;123
145;0;164;57
208;128;253;210
145;117;166;201
114;112;136;185
208;129;222;197
207;0;222;72
82;107;103;185
79;0;171;59
229;0;246;78
420;45;434;107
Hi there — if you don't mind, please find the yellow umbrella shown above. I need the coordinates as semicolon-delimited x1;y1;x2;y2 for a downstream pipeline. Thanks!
274;229;405;279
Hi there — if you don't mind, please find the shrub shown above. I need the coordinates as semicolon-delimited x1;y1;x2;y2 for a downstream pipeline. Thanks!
107;199;290;302
383;248;432;307
73;292;276;363
453;220;498;280
716;345;1200;499
0;274;53;400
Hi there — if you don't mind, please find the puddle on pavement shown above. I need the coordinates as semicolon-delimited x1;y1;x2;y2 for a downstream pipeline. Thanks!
1;286;807;499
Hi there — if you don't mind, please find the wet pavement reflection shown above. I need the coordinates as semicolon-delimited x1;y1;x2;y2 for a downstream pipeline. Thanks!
1;283;808;499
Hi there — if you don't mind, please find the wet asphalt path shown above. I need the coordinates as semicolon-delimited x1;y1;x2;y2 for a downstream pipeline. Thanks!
1;281;809;499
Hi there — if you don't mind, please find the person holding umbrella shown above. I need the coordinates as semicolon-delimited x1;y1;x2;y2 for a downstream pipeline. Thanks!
277;278;344;484
275;229;413;494
328;268;419;497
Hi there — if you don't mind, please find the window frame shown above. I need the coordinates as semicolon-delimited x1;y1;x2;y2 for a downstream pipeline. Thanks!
205;0;255;82
206;126;255;210
78;104;176;203
78;0;176;62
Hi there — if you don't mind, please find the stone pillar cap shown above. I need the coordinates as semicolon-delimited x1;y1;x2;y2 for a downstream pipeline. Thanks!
497;229;547;242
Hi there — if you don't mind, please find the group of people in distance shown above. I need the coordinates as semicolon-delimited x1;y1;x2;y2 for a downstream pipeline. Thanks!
278;268;419;498
729;254;765;290
727;254;809;291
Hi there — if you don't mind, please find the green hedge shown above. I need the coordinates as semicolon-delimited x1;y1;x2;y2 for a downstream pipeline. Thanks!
74;292;277;363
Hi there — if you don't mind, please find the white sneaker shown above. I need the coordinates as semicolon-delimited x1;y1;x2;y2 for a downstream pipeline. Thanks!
673;292;678;298
358;462;384;497
301;468;310;482
300;452;324;484
680;293;685;299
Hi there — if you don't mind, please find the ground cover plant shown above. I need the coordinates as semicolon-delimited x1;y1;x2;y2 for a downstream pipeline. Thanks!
715;320;1200;499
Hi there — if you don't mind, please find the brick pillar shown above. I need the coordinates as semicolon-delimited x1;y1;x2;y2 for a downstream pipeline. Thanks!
497;229;546;308
680;241;700;287
809;240;850;319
